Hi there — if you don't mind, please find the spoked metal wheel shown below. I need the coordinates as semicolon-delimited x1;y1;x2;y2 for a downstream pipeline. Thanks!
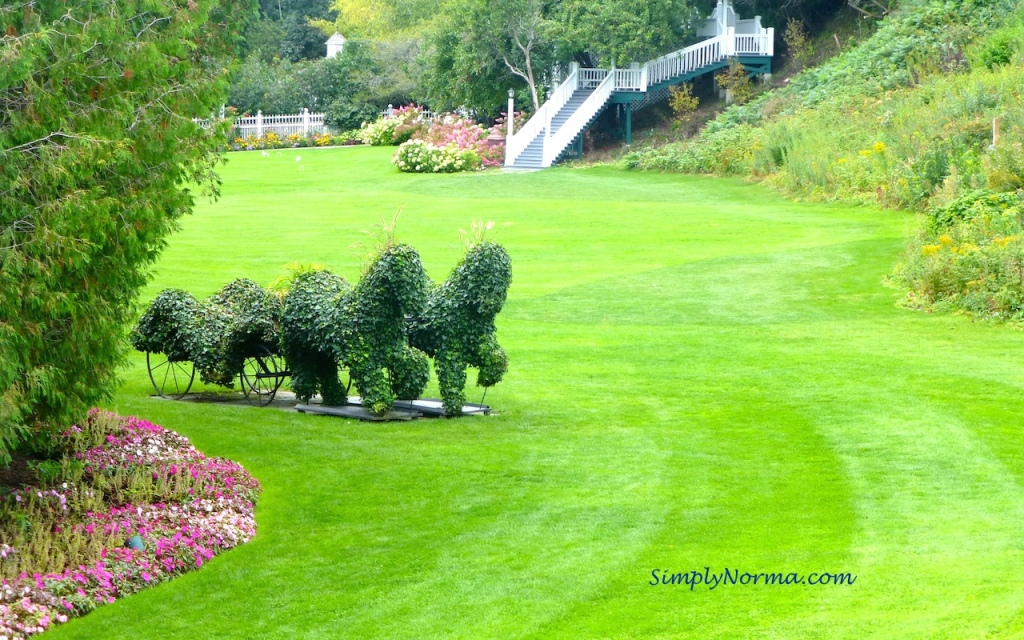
147;352;196;400
240;345;287;407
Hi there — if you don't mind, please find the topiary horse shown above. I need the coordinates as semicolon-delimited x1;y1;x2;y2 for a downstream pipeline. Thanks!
281;244;432;415
280;269;352;406
409;241;512;416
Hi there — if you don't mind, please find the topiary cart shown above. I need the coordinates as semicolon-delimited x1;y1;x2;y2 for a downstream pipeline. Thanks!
132;280;289;406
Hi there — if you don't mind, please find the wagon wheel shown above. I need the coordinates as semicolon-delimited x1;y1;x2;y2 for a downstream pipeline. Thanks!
147;352;195;400
240;345;286;407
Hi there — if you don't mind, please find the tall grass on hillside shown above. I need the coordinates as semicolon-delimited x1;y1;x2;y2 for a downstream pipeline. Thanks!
623;0;1021;207
755;66;1024;209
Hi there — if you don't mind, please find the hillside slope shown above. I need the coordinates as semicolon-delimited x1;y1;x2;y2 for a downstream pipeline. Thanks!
625;0;1024;320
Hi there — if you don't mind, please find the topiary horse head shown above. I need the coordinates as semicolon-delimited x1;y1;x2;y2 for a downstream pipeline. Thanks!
282;244;431;415
409;241;512;416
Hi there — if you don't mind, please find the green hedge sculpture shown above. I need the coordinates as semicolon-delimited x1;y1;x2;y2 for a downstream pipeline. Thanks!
281;244;431;415
132;279;283;387
409;242;512;416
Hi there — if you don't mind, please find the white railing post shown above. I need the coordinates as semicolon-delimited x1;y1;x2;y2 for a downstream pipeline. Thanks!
726;27;735;57
766;27;775;56
302;108;310;135
256;110;263;138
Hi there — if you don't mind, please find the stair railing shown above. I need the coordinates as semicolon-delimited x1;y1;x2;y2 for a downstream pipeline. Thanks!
577;68;608;90
544;67;581;139
505;68;578;166
543;71;614;167
614;69;644;92
644;34;725;88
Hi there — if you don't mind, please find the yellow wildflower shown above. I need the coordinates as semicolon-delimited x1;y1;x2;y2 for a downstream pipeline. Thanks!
922;244;941;256
859;149;872;157
837;158;848;164
938;234;954;245
873;141;886;154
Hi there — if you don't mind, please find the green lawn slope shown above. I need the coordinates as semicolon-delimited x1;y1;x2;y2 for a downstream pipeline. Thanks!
51;146;1024;638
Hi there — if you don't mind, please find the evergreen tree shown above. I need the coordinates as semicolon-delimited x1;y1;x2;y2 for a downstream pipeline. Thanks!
0;0;255;465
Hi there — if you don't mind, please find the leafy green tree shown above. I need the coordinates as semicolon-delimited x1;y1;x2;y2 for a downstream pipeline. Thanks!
245;0;333;61
425;0;558;113
424;9;525;116
425;0;702;114
551;0;697;68
310;0;441;38
0;0;254;465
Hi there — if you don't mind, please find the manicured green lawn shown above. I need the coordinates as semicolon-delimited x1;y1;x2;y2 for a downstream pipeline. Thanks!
52;146;1024;638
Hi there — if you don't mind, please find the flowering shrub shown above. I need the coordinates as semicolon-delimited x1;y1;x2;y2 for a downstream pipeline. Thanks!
393;139;480;173
358;105;427;146
391;111;526;173
894;190;1024;320
0;410;261;639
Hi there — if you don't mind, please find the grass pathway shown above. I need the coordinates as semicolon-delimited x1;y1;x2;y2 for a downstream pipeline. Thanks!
51;147;1024;638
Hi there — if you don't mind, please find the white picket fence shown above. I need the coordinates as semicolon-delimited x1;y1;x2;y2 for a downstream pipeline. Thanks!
379;104;439;122
193;109;331;138
234;109;328;138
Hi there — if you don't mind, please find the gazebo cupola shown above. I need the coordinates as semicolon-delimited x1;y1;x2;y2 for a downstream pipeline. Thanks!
325;32;346;58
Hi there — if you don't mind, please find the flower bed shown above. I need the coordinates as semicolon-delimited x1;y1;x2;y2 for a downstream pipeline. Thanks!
230;130;360;151
0;411;261;639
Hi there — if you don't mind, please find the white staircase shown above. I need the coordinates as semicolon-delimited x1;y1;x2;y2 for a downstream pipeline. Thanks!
504;0;773;169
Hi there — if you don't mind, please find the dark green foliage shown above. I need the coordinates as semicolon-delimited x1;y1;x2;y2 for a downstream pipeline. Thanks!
325;97;380;130
329;244;431;415
0;0;255;465
210;279;285;378
735;0;846;31
229;54;355;114
282;244;431;415
229;38;421;116
281;269;352;405
132;279;282;387
131;290;204;363
244;0;333;62
409;242;512;416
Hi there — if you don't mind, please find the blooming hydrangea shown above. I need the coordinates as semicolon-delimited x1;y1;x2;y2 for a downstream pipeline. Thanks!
0;412;261;639
393;139;480;174
390;111;514;173
359;105;426;146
